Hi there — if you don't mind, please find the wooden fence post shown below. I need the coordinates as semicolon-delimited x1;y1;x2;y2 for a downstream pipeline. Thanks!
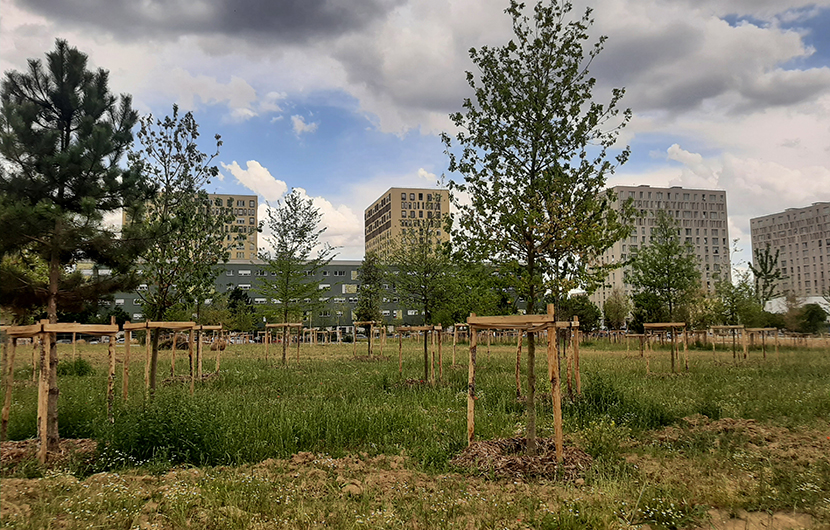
189;329;195;396
398;332;403;376
107;327;116;422
123;330;131;401
547;305;563;463
467;314;477;446
573;317;581;395
1;337;16;441
515;332;522;398
37;328;48;464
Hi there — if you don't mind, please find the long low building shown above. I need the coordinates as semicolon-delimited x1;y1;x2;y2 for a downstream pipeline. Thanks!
108;259;430;330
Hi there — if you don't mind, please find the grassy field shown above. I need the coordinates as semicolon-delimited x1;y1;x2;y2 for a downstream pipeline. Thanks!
1;337;829;529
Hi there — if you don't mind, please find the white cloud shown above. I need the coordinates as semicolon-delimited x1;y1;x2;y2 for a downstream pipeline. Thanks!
417;167;437;183
291;115;319;135
221;160;288;201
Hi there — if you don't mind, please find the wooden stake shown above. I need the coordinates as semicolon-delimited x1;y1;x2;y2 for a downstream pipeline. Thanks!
430;330;435;385
189;329;195;396
742;329;748;360
573;318;581;395
438;328;443;383
37;331;48;463
467;314;477;446
547;304;563;463
1;337;16;441
123;330;131;401
565;330;573;399
216;331;223;373
645;332;651;374
144;327;151;394
107;329;116;422
197;329;203;379
683;328;689;371
72;332;76;360
453;326;457;366
171;331;177;376
265;326;269;363
32;336;38;383
515;332;522;398
398;332;403;376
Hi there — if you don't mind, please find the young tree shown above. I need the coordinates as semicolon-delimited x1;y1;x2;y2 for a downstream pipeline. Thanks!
128;105;232;394
354;251;385;324
386;221;452;380
602;287;631;330
0;40;148;450
554;294;601;332
442;0;633;454
627;210;700;323
257;189;336;364
748;244;785;307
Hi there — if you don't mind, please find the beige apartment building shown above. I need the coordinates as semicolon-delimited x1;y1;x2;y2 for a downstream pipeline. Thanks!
209;194;259;262
750;202;830;298
590;185;731;308
364;187;450;255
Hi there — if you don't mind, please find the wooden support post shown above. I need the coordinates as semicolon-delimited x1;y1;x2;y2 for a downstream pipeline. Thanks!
467;314;477;446
487;329;491;355
742;329;748;360
547;304;563;463
216;331;223;373
564;330;573;399
762;332;766;360
398;332;403;376
189;329;195;396
368;323;374;358
144;327;151;394
72;332;76;360
37;330;48;463
171;332;177;376
123;330;131;401
353;327;358;357
515;332;522;398
453;327;457;366
573;317;581;395
197;329;203;379
296;327;301;363
430;329;435;385
645;332;651;374
671;326;677;373
1;337;16;441
380;327;386;358
107;328;116;422
265;327;269;363
438;328;443;383
32;336;38;383
775;332;779;360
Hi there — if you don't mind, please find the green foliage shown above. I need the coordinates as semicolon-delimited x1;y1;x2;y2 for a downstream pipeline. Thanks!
0;39;149;321
257;189;336;362
748;244;785;306
627;210;700;323
602;287;631;330
797;303;828;334
130;105;230;323
555;294;601;332
354;252;385;323
444;0;634;310
56;357;95;377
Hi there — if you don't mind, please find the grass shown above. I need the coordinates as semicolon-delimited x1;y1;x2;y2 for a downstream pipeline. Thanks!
1;338;829;529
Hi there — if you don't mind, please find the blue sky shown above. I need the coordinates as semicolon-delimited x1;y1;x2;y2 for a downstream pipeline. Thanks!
2;0;829;267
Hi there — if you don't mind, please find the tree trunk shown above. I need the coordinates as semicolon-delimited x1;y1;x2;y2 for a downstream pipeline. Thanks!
46;226;61;452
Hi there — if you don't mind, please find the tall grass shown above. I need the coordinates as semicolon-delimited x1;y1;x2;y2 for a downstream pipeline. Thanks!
3;342;829;472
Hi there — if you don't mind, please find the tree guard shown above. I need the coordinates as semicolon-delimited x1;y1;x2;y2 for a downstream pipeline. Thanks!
264;323;302;365
643;323;688;374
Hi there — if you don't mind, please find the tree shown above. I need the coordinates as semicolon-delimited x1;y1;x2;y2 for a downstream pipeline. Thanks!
227;287;256;332
128;105;232;394
354;251;384;324
386;220;452;380
0;40;148;451
627;210;700;323
257;189;336;364
797;304;828;334
442;0;632;454
554;294;601;332
602;287;631;330
748;244;785;307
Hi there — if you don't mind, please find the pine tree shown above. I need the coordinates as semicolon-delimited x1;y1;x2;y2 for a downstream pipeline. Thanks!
0;40;148;450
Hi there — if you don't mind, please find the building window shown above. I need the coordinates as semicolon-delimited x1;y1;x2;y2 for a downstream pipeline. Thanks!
334;270;346;276
236;252;245;259
322;270;329;276
249;217;255;224
239;270;251;276
132;313;143;320
137;284;148;291
115;299;124;306
401;193;407;200
237;200;245;206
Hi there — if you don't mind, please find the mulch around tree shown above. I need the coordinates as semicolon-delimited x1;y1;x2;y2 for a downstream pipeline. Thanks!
451;437;592;481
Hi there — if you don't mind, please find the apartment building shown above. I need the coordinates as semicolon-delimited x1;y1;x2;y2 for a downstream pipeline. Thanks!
749;202;830;298
590;185;731;308
364;187;450;255
209;194;259;262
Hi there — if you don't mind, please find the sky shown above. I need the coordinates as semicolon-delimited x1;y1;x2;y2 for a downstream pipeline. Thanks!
2;0;829;268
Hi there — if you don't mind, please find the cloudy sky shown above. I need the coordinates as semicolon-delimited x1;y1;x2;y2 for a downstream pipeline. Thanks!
2;0;829;267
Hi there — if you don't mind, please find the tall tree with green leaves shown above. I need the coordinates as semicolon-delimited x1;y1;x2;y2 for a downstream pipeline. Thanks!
442;0;633;454
602;287;631;330
627;210;700;323
355;251;385;324
257;189;336;364
385;220;452;380
128;105;232;394
748;244;785;307
0;40;148;450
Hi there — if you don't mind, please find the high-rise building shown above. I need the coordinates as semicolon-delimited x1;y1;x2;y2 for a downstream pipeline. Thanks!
590;185;730;308
364;187;450;255
749;202;830;298
209;194;259;262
